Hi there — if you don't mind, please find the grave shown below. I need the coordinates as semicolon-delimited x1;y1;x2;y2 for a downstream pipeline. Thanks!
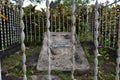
30;75;61;80
37;32;89;71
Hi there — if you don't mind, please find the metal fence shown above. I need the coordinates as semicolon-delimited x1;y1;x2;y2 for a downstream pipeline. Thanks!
0;1;120;53
0;0;120;80
98;0;120;49
23;5;93;45
0;3;21;52
23;1;120;49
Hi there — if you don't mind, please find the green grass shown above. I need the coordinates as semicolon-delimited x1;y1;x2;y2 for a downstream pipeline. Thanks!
2;46;41;79
2;36;117;80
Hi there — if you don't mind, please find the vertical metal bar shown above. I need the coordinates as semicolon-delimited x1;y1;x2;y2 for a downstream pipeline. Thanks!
11;6;14;45
16;7;19;43
67;16;68;32
15;7;18;44
101;7;104;45
0;3;3;80
46;0;51;79
2;5;7;49
42;14;44;33
17;7;21;43
8;5;11;45
10;6;13;45
34;11;36;42
38;12;41;42
108;8;112;47
71;0;76;79
59;13;60;32
82;14;85;32
12;8;14;44
0;2;4;80
8;6;10;46
20;0;27;80
94;0;99;80
51;14;53;32
98;5;101;43
0;3;4;50
86;5;89;41
13;7;15;45
13;7;15;44
105;1;108;47
14;9;16;44
30;7;32;42
86;6;89;25
25;14;28;42
6;6;10;46
0;58;2;80
16;7;18;44
55;12;56;32
5;5;7;48
116;16;120;80
78;15;80;37
103;8;106;46
63;12;64;32
19;8;21;43
92;11;94;41
15;7;17;43
70;17;72;32
14;7;17;44
113;0;117;48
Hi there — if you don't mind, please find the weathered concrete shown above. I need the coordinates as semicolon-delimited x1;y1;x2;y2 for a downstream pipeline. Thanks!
37;32;89;71
30;75;61;80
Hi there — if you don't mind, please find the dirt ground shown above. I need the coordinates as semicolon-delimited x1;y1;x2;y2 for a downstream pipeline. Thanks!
2;41;117;80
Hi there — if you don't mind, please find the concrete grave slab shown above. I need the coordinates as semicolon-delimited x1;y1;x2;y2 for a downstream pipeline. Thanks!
37;32;89;71
30;75;61;80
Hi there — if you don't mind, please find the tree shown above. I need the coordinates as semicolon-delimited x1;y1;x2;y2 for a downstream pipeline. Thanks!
54;0;94;8
11;0;44;4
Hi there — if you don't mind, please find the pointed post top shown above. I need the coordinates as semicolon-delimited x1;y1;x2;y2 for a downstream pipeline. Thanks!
105;0;109;5
95;0;98;9
115;0;117;6
73;0;75;2
20;0;23;6
46;0;49;8
95;0;98;5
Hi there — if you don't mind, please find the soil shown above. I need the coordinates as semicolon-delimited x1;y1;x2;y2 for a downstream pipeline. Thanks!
2;41;117;80
2;46;40;80
2;75;22;80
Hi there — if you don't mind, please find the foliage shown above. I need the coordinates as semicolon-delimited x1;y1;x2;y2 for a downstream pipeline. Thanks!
12;0;43;4
2;46;40;79
0;13;7;21
2;52;23;78
82;41;116;80
54;0;93;11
